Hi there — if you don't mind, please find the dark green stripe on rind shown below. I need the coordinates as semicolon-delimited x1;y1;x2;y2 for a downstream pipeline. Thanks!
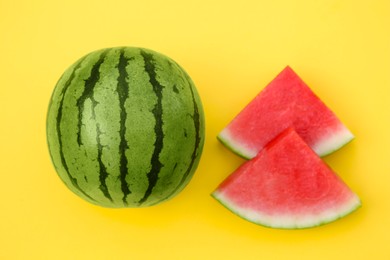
96;122;113;202
138;50;165;205
75;49;114;203
150;62;204;206
76;50;108;146
117;49;132;205
54;57;97;202
172;77;201;190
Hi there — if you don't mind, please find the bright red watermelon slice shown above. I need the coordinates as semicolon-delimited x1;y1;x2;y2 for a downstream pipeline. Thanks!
218;66;354;159
212;128;361;229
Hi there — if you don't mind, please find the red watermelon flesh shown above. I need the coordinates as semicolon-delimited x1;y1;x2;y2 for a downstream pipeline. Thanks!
218;66;354;159
212;128;360;229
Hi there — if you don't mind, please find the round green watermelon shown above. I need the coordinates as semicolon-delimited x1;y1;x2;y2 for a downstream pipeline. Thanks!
46;47;205;208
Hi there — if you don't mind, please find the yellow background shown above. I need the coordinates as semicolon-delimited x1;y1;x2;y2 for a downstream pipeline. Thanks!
1;0;389;259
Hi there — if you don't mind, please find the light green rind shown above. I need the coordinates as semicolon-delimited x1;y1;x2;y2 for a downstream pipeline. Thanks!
47;47;205;208
217;134;251;160
211;191;361;229
218;126;355;160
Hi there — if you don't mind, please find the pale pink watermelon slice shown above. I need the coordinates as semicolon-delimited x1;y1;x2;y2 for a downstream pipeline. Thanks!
218;66;354;159
212;128;361;229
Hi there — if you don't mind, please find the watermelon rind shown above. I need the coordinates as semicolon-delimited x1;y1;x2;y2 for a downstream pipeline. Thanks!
218;124;355;160
312;126;355;157
217;130;255;159
212;190;361;229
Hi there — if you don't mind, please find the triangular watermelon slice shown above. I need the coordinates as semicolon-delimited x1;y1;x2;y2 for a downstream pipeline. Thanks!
212;128;361;229
218;66;354;159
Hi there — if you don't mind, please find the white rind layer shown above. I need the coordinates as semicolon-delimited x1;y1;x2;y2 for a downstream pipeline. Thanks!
313;126;355;157
212;191;361;229
217;129;256;159
218;125;354;159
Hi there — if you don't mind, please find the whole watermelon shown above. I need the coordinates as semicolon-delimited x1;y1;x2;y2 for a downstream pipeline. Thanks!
46;47;205;208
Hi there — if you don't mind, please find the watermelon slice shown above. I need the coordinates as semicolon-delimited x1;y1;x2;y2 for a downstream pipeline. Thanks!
212;128;361;229
218;66;354;159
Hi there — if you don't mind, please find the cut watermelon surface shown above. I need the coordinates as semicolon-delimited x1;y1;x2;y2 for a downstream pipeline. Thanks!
218;66;354;159
212;128;361;229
